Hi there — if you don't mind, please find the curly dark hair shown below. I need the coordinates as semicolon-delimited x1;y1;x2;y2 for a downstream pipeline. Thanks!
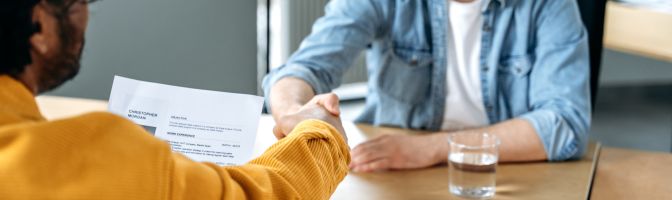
0;0;42;77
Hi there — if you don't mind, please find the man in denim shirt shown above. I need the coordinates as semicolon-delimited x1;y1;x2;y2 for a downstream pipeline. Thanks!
264;0;591;172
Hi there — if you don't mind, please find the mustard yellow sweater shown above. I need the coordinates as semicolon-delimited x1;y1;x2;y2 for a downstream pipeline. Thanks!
0;76;350;199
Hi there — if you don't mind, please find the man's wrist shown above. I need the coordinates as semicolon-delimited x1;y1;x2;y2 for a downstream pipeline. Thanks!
431;133;450;164
272;103;303;120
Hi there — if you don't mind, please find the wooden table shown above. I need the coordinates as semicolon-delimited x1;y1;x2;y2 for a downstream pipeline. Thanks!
320;125;599;200
604;1;672;62
240;117;576;199
35;96;672;199
591;147;672;200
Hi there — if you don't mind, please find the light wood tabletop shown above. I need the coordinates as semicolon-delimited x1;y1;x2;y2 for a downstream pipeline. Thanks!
329;127;599;200
253;116;600;200
37;95;672;200
591;147;672;200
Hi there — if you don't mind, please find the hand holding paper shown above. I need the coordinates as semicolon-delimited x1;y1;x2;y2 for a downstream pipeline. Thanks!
108;76;264;166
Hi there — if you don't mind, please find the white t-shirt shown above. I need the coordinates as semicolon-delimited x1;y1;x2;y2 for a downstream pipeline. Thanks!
441;0;489;131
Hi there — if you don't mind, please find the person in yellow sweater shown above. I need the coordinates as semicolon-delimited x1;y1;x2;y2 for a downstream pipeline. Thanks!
0;0;350;199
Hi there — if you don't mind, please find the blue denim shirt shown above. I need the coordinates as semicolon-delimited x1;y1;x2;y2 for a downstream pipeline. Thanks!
263;0;591;161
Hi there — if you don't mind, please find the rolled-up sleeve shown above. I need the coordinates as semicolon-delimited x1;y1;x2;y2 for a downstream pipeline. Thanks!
262;0;385;108
171;119;350;199
520;0;591;161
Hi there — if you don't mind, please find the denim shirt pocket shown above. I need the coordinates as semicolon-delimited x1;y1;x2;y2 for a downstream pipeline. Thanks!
497;54;533;116
377;46;434;104
498;54;532;77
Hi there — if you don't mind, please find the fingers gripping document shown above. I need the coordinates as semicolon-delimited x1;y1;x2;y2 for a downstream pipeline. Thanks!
108;76;264;166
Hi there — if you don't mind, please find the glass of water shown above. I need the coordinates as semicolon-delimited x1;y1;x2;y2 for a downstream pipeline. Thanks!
447;133;500;199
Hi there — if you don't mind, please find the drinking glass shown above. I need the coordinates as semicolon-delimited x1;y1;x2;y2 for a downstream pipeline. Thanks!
447;133;500;199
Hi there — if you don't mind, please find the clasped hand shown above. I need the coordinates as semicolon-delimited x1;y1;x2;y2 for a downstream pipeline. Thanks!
273;93;347;142
273;93;446;173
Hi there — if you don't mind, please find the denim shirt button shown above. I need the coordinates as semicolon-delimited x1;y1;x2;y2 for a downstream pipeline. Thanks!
482;66;489;72
483;24;492;32
410;55;419;66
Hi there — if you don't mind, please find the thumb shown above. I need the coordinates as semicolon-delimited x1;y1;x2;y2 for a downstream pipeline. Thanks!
319;93;341;115
272;125;285;139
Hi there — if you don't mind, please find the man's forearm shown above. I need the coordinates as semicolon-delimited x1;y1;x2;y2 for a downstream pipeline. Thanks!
430;118;547;163
269;77;315;120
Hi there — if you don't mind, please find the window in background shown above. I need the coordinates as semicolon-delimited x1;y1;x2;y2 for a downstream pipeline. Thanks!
257;0;269;96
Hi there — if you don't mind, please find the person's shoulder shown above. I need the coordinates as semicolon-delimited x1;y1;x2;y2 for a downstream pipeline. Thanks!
70;111;130;122
0;112;132;132
0;112;173;199
52;111;137;128
40;111;170;151
45;112;155;139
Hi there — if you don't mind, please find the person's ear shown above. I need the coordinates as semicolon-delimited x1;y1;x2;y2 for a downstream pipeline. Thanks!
29;7;48;54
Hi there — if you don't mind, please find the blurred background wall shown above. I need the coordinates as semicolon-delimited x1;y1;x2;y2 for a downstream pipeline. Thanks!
46;0;259;99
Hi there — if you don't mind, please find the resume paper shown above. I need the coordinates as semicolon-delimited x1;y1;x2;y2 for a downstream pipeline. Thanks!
108;76;264;166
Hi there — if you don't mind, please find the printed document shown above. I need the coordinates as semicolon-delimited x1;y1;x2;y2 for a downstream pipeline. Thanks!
108;76;264;166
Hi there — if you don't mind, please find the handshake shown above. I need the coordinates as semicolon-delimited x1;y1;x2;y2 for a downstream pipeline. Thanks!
272;93;348;143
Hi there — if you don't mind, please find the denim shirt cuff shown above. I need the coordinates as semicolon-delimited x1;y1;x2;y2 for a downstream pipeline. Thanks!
519;110;582;161
262;64;330;111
